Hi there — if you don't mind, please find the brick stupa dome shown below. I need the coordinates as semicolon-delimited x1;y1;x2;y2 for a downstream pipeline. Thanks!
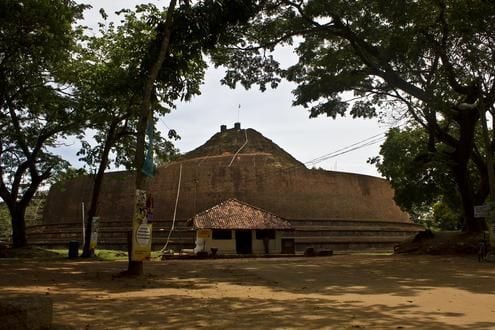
35;124;423;251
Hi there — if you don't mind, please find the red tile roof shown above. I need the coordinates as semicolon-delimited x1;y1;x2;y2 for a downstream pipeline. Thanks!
192;199;292;230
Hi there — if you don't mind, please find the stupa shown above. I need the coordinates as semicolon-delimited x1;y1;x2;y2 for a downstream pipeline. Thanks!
30;124;423;251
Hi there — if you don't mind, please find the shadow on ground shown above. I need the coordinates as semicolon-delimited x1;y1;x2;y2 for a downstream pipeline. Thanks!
0;255;494;329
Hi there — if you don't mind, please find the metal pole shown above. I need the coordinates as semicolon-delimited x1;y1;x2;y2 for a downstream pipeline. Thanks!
81;202;85;246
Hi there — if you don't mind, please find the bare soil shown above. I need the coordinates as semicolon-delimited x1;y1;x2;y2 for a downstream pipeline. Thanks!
395;231;483;255
1;255;494;329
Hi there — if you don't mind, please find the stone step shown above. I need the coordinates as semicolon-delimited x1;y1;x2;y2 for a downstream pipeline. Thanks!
28;236;195;246
288;219;423;228
93;230;194;238
153;234;195;240
26;224;82;234
27;229;85;236
27;230;411;242
148;226;193;233
294;230;415;237
295;242;397;252
99;237;195;244
27;232;82;239
30;220;190;230
27;228;415;240
29;220;422;231
26;225;193;236
294;225;422;232
295;236;408;244
102;219;190;227
26;218;421;252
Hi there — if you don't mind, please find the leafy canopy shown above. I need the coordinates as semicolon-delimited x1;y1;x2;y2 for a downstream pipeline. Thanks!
214;0;495;231
369;126;462;229
0;0;88;246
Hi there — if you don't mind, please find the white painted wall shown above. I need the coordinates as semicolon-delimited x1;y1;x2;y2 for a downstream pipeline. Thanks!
194;229;292;255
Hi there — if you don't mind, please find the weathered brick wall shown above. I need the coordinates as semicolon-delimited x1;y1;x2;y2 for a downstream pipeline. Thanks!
43;171;135;224
43;154;409;225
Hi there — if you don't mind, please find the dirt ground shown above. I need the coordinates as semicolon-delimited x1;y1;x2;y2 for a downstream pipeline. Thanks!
1;254;494;329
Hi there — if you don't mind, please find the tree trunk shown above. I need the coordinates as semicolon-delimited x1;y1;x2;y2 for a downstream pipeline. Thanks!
454;159;486;232
474;164;490;205
10;206;27;248
2;174;45;248
451;108;486;232
127;0;177;276
127;230;143;275
81;124;116;258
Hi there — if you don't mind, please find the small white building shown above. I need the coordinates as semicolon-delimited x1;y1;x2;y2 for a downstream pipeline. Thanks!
190;199;295;255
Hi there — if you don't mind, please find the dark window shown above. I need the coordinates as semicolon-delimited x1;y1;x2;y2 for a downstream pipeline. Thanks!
212;230;232;240
255;229;275;240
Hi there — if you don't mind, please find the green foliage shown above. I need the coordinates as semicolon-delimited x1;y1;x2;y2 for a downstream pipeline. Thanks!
73;1;263;257
0;191;48;242
93;249;129;261
73;4;181;172
370;126;472;230
73;0;263;172
432;201;462;231
216;0;495;231
218;0;495;118
24;192;47;227
0;0;89;246
370;127;453;211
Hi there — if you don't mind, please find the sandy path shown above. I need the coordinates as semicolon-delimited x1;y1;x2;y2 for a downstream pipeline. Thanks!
1;255;494;329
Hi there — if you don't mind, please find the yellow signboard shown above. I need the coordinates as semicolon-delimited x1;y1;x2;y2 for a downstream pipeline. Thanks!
131;189;153;261
197;229;211;239
89;217;99;250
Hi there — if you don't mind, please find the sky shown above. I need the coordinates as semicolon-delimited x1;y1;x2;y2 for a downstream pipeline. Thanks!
75;0;392;177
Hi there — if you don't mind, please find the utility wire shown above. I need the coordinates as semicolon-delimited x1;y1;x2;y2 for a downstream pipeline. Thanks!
305;137;386;166
304;132;386;167
149;126;397;195
159;117;171;131
112;123;405;200
303;121;406;167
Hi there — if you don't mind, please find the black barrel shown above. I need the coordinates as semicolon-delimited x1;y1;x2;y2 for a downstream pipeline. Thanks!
68;241;79;258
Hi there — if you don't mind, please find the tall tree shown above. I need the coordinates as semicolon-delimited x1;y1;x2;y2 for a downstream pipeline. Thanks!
74;5;181;258
128;0;262;274
73;1;261;267
369;126;463;229
0;0;87;247
214;0;495;232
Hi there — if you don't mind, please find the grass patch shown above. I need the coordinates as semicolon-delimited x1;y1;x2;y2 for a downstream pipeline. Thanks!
94;249;128;261
94;249;164;261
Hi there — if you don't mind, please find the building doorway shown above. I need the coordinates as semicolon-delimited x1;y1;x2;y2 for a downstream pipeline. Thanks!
235;230;252;254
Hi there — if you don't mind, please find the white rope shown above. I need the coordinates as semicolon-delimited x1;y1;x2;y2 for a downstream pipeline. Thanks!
228;129;248;167
161;163;182;252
